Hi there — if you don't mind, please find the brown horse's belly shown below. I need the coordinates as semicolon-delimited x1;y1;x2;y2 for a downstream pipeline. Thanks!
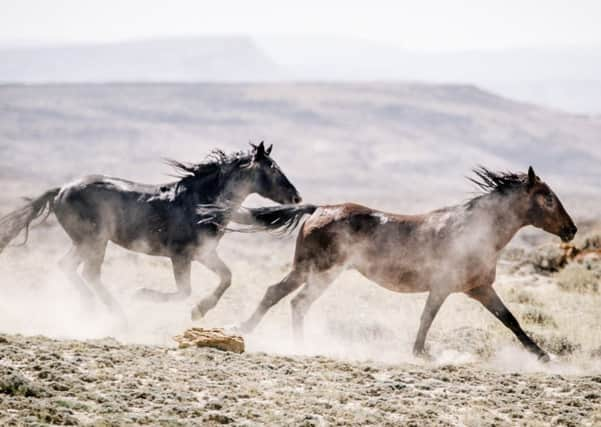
353;261;431;293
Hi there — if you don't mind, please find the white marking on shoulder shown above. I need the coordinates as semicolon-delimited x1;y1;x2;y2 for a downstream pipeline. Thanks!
427;211;452;233
372;212;389;224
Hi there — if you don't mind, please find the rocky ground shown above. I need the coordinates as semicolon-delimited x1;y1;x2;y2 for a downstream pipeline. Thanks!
1;333;601;426
1;227;601;425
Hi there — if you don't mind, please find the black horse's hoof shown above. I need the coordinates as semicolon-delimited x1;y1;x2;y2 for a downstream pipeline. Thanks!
413;349;433;361
135;288;166;302
190;305;204;321
191;298;216;320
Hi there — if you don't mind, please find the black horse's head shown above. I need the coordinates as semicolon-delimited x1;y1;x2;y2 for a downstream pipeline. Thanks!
245;141;301;204
168;142;301;206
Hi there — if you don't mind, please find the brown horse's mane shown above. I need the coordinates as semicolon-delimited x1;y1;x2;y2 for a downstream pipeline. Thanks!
464;166;529;210
468;166;528;195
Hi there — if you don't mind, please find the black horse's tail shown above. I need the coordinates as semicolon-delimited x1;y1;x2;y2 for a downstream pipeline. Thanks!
0;188;60;254
233;204;318;234
196;203;318;234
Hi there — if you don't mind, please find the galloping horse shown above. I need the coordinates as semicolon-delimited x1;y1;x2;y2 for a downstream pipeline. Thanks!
0;142;301;318
232;167;576;361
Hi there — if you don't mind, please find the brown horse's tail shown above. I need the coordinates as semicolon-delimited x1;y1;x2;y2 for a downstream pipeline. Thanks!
0;188;60;254
233;204;318;234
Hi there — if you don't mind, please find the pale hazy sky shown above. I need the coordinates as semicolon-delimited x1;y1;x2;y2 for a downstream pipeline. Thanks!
2;0;601;51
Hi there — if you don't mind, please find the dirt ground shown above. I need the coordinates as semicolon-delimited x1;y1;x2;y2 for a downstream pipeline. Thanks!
1;333;601;426
1;222;601;426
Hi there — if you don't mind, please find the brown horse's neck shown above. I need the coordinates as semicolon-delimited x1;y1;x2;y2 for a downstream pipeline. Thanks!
469;190;529;252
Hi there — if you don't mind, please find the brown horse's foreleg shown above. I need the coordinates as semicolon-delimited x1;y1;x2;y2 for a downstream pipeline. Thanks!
237;269;304;333
413;291;448;357
137;255;192;303
191;251;232;319
466;285;549;362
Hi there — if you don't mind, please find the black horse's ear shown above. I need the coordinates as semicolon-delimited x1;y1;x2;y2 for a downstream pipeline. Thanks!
265;144;273;155
527;166;537;189
249;141;257;150
253;141;266;159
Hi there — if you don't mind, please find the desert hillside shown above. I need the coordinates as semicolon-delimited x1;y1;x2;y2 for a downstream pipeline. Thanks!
1;83;601;425
1;83;600;216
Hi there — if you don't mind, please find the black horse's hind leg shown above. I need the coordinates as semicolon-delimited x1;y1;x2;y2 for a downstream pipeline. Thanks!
80;241;126;319
59;245;95;307
137;255;192;302
191;250;232;320
413;291;448;358
236;269;304;333
466;285;549;362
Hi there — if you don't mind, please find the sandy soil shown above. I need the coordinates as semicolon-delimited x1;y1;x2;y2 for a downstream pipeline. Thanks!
1;333;601;427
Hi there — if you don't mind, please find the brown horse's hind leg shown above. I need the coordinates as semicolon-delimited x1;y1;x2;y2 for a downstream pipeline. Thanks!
413;291;449;358
466;286;549;362
290;269;340;342
191;251;232;320
237;269;304;333
59;245;95;307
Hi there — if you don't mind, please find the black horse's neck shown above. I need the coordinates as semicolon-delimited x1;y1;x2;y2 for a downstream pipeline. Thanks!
174;165;252;209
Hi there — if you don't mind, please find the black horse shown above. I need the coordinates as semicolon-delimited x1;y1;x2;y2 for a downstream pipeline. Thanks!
0;142;301;318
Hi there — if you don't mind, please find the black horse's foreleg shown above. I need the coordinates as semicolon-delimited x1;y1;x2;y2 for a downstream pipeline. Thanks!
58;245;95;306
81;242;126;320
466;285;549;362
413;291;448;357
136;255;192;302
191;250;232;319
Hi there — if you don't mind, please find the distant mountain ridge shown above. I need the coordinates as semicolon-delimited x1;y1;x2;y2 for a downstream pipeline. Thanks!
0;36;283;82
1;36;601;113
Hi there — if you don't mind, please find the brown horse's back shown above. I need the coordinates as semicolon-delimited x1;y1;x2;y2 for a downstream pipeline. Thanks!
293;203;435;292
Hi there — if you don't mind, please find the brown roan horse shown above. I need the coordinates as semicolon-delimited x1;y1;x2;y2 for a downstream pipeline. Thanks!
233;167;577;361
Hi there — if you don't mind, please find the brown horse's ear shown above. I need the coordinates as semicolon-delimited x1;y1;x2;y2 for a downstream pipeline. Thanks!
265;144;273;155
527;166;537;189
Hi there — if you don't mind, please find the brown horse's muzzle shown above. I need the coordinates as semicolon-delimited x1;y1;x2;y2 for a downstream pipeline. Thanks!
559;224;578;242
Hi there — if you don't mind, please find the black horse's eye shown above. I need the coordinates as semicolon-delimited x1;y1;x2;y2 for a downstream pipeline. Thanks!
545;194;554;206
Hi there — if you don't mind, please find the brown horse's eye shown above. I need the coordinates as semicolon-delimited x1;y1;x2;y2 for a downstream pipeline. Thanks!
545;194;554;207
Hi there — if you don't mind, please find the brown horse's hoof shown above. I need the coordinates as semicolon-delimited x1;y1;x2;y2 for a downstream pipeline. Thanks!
538;352;551;363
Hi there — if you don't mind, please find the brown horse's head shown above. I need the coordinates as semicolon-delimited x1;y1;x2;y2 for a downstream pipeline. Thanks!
524;166;577;242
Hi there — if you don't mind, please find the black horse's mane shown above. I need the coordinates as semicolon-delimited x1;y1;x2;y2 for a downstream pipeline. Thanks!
166;149;252;180
165;149;253;193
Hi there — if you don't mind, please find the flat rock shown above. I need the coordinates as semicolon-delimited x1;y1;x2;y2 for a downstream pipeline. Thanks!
174;328;245;353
